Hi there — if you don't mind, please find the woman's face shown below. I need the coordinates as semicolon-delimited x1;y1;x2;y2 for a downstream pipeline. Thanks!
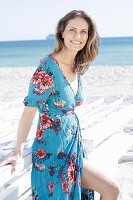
62;17;89;52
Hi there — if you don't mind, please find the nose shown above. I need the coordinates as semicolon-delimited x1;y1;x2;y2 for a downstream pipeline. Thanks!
75;33;81;38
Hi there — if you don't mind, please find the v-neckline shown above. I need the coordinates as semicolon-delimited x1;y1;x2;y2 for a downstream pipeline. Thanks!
48;55;79;98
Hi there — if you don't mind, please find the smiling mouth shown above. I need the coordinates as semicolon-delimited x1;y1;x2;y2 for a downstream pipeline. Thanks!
71;40;82;45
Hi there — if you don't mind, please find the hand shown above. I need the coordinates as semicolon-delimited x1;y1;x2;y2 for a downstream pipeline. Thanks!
0;154;23;175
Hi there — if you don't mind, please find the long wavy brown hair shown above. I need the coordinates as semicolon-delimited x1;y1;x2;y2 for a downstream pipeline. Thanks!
47;10;100;75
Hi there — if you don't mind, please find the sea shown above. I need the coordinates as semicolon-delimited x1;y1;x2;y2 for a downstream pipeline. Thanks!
0;37;133;67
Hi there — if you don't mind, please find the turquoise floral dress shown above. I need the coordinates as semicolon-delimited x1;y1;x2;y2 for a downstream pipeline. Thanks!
23;56;94;200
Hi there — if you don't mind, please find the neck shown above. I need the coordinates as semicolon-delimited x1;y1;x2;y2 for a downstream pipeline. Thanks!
56;47;77;67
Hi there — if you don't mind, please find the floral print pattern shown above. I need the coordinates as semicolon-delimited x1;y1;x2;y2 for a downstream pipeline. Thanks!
24;56;94;199
36;149;46;159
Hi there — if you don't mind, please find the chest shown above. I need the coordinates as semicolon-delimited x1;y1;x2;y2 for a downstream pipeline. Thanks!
70;74;78;96
57;64;78;96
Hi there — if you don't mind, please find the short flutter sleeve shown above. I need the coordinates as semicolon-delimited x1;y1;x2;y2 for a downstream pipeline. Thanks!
23;59;54;107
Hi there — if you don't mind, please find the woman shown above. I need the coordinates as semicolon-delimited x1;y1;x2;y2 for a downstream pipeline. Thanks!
0;10;119;200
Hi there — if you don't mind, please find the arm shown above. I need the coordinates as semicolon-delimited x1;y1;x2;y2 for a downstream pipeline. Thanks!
14;106;38;156
0;106;37;174
0;57;54;173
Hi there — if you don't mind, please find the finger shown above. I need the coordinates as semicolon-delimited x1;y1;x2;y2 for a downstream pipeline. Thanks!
0;158;12;167
11;164;16;175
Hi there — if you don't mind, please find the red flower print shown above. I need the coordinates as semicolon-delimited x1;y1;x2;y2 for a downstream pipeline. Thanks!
69;191;72;197
40;100;45;106
76;100;83;106
67;164;76;185
61;181;69;193
23;97;28;106
45;109;49;113
57;152;67;159
48;182;54;192
40;113;52;130
36;129;43;141
52;119;62;135
79;178;81;188
70;109;74;115
39;75;53;91
51;90;55;95
54;100;66;108
62;109;67;115
33;88;41;96
89;189;93;194
33;162;45;171
49;166;55;176
31;71;42;85
36;149;46;159
32;187;38;199
49;192;53;197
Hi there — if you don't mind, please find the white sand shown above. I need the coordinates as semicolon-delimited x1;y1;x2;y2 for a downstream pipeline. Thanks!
1;65;133;103
82;65;133;104
0;66;36;103
0;65;133;199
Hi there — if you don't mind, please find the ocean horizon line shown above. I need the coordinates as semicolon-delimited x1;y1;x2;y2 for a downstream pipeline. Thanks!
0;36;133;42
0;37;133;66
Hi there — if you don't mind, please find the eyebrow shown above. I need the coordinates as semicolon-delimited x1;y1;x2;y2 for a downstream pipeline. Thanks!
68;26;88;30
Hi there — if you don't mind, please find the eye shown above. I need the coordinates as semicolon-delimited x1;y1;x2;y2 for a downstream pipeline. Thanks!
82;30;87;33
69;29;74;31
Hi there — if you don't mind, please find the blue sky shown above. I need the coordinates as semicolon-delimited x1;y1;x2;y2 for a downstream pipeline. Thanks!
0;0;133;41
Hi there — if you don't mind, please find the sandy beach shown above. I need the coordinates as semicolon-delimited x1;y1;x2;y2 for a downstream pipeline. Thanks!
0;65;133;199
1;65;133;103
